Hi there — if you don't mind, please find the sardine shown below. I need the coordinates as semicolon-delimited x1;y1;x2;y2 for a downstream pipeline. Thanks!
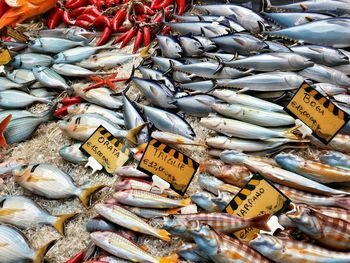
59;143;88;164
11;53;52;69
113;189;191;209
12;163;104;207
32;65;70;90
95;203;171;241
319;151;350;170
0;224;56;263
6;69;36;85
28;37;85;53
0;90;52;109
0;195;77;235
190;191;220;212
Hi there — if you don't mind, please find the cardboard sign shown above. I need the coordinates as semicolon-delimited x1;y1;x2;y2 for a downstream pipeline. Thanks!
6;27;29;42
80;126;132;174
285;82;349;144
225;174;290;241
137;139;199;195
0;48;11;65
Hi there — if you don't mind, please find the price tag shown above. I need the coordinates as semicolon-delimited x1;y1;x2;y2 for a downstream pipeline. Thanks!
225;174;290;242
285;82;349;144
80;126;132;175
137;138;199;195
6;27;29;42
0;48;11;65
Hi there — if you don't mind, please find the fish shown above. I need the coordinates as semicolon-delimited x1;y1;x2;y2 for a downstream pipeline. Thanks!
163;216;192;238
122;94;149;144
265;40;292;53
0;195;77;235
267;18;350;48
67;103;125;127
0;77;24;91
192;4;269;33
220;151;349;196
138;66;176;92
190;191;220;212
37;27;92;41
313;83;347;97
6;69;36;85
125;206;180;219
275;153;350;183
97;255;132;262
286;203;350;251
262;12;332;28
198;174;240;195
86;216;121;233
73;84;123;109
115;166;150;178
190;224;271;263
319;151;350;170
95;203;171;241
151;131;206;147
334;64;350;76
0;159;27;176
0;90;52;109
30;88;57;98
32;65;70;91
311;134;350;154
164;21;232;37
10;53;52;69
151;56;192;83
52;64;113;78
214;72;305;91
334;94;350;105
0;224;56;263
212;89;284;112
211;34;269;56
156;35;183;59
290;45;349;67
113;189;192;209
28;37;86;53
171;212;270;233
137;103;195;139
222;52;313;72
250;233;350;263
277;184;350;210
132;77;175;109
299;64;350;88
173;94;217;117
199;159;251;187
178;36;204;57
208;103;295;127
178;243;210;262
200;116;298;140
4;104;56;144
53;44;114;64
91;231;178;262
115;178;180;198
59;143;88;164
206;136;306;152
12;163;104;207
211;191;234;211
178;80;216;93
204;52;238;62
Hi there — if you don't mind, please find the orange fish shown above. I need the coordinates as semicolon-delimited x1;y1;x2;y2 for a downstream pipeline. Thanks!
0;0;56;30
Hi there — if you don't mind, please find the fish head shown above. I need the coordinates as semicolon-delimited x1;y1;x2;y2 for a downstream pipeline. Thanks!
325;50;349;66
114;180;131;191
188;223;218;254
53;53;66;64
12;164;32;183
274;153;300;170
28;39;42;49
90;231;113;245
286;203;321;237
249;234;284;258
67;104;83;115
219;150;246;164
289;55;314;68
335;71;350;87
32;65;46;74
10;55;21;68
199;117;222;129
284;73;303;88
163;216;187;232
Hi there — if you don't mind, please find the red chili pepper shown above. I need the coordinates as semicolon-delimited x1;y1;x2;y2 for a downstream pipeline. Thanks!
154;0;173;9
0;0;8;17
143;26;151;47
71;6;88;18
83;6;101;17
113;30;128;44
132;29;143;53
93;15;111;28
117;25;127;32
120;27;137;48
122;0;128;3
176;0;186;15
47;7;63;29
111;8;126;32
62;11;75;25
88;0;96;4
76;13;96;23
94;0;106;10
64;251;85;263
62;96;83;105
92;16;111;46
65;0;87;9
75;19;91;29
150;0;162;9
134;4;155;15
96;27;111;46
161;25;171;35
105;0;115;7
153;7;172;23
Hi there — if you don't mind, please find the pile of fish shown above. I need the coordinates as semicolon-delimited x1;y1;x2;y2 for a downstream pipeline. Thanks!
1;0;350;262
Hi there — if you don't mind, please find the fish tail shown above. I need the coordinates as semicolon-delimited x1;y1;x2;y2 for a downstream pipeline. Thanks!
78;184;105;208
283;127;300;140
43;102;59;121
33;239;57;263
250;213;271;232
139;45;150;59
180;198;192;206
166;207;181;215
53;212;78;236
157;229;171;241
159;254;178;263
0;114;11;148
126;123;148;145
337;197;350;210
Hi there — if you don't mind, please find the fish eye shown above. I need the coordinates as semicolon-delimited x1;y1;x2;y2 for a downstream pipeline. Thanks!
28;40;35;45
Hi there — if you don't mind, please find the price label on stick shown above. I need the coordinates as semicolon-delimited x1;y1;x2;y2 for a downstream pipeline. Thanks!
0;48;11;65
137;138;199;195
80;126;132;175
225;174;291;242
285;82;349;144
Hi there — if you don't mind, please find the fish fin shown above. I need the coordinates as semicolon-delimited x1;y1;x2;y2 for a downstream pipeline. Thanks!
28;176;54;183
250;213;271;232
166;207;181;215
337;197;350;210
299;3;308;11
43;102;58;121
283;126;300;140
139;45;150;59
304;16;314;22
159;253;178;263
0;114;11;148
53;212;78;236
180;198;192;206
257;20;267;34
198;160;207;173
126;123;148;145
131;227;141;232
140;244;149;251
33;239;57;263
78;184;105;208
157;229;171;241
0;208;24;216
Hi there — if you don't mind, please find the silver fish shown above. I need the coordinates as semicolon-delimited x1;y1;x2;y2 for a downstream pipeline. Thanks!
30;88;57;98
59;143;88;164
52;63;112;77
37;26;92;41
115;166;149;178
265;40;292;53
151;56;192;83
191;191;220;212
0;224;56;263
262;12;332;28
0;77;23;90
172;94;216;117
319;151;350;170
32;65;70;90
313;83;347;97
11;53;52;69
178;80;216;93
156;35;183;59
192;36;217;51
0;90;52;109
178;36;204;57
164;21;231;37
6;69;36;85
138;66;175;92
178;243;210;262
28;37;86;53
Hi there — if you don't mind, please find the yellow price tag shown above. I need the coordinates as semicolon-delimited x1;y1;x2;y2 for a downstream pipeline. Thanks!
0;48;11;65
